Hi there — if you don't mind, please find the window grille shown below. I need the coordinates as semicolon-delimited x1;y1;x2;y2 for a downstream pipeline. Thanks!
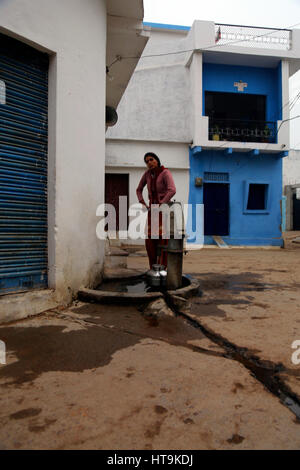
204;172;229;182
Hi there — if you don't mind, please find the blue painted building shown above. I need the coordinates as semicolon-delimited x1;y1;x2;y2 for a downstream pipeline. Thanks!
184;22;300;247
188;148;284;246
188;58;287;246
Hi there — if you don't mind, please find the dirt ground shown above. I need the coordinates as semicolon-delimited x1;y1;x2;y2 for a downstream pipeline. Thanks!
0;232;300;450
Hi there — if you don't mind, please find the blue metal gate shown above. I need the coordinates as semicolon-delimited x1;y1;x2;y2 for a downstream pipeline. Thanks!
0;34;48;294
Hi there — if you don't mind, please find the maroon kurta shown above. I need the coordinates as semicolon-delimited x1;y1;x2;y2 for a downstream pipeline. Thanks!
136;167;176;207
136;167;176;268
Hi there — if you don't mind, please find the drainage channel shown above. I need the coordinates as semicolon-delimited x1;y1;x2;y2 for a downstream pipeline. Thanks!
166;297;300;422
80;272;300;422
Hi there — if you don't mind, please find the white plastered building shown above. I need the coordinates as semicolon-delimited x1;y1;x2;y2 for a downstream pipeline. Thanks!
0;0;148;322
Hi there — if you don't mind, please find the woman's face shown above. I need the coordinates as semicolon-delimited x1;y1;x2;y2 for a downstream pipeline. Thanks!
146;156;159;170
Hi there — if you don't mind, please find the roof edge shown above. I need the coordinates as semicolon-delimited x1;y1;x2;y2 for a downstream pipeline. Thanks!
143;22;191;32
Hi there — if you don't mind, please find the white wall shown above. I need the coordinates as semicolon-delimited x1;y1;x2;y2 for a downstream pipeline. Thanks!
107;29;193;143
289;70;300;151
0;0;107;302
106;139;190;169
283;150;300;186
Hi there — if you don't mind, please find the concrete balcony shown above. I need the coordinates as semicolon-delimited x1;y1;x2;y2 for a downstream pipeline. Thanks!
208;119;278;144
193;116;289;154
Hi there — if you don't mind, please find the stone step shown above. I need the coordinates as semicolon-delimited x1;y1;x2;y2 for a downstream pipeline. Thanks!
104;255;128;270
108;247;129;257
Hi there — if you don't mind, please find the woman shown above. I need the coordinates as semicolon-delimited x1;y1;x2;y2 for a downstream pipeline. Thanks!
136;152;176;268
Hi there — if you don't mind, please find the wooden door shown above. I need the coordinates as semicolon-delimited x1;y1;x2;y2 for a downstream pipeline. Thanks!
105;174;129;231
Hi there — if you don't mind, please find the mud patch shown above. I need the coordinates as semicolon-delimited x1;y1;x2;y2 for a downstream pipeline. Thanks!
10;408;42;420
154;405;168;415
183;418;195;425
227;434;245;445
145;420;163;439
232;383;245;394
28;418;57;433
251;317;270;320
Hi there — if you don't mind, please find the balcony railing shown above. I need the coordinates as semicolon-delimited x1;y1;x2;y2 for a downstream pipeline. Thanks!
215;24;292;51
208;119;277;144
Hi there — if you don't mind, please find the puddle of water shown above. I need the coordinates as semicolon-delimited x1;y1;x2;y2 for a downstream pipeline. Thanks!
97;276;190;294
194;272;283;294
98;278;157;294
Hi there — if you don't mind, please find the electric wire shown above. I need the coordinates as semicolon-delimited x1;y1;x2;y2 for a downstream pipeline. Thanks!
107;21;300;70
106;20;300;120
107;20;300;155
289;92;300;111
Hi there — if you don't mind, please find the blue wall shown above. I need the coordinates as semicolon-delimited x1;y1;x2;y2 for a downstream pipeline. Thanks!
188;147;284;246
203;63;282;123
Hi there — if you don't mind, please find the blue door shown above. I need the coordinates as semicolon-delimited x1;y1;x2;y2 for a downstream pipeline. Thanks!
0;34;48;294
203;183;230;236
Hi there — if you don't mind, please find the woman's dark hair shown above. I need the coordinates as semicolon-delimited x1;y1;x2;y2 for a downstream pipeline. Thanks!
144;152;161;167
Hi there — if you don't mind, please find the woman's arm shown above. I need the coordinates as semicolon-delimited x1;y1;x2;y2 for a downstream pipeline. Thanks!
160;170;176;204
136;171;148;207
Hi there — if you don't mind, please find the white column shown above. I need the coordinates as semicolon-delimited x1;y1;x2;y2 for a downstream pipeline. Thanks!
278;60;290;149
190;52;207;146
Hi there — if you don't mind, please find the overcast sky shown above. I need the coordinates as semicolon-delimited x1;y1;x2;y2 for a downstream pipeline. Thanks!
144;0;300;149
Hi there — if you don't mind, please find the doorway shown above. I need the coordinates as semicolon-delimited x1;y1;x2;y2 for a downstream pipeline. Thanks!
293;193;300;230
203;183;230;236
105;174;129;231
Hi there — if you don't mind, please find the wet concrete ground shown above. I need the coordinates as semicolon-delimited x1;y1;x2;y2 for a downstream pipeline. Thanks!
1;233;300;449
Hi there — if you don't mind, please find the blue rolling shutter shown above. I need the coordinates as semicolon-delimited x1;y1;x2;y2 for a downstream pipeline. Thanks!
0;34;49;295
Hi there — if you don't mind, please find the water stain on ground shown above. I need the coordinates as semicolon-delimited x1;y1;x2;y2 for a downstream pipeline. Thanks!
69;304;213;354
188;272;276;320
192;272;284;294
0;323;140;386
0;302;224;388
190;302;227;318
